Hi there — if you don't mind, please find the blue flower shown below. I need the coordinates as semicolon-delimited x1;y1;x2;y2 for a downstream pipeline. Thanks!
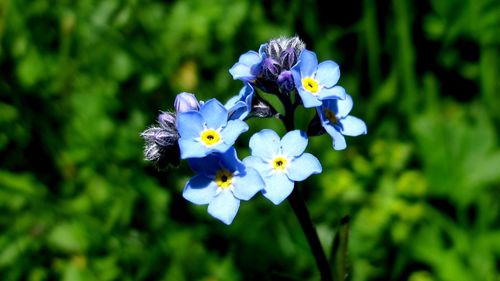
183;147;264;225
224;84;254;120
176;99;249;159
291;49;347;108
317;94;367;150
229;44;267;82
243;129;322;205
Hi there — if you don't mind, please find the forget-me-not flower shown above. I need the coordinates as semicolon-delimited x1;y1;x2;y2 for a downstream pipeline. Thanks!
317;94;367;150
224;84;254;120
291;49;347;108
176;99;248;159
243;129;322;205
229;44;267;83
183;147;264;224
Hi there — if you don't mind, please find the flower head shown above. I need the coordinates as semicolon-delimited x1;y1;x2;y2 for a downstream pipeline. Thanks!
176;99;249;159
224;84;254;121
291;49;347;108
174;92;200;113
183;147;264;224
318;94;367;150
141;111;180;168
243;129;322;204
229;44;267;83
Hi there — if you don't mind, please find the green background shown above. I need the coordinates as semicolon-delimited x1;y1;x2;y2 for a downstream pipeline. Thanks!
1;0;499;280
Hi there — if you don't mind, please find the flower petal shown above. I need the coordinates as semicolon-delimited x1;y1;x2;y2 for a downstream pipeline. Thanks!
280;130;308;157
178;138;207;159
183;175;218;205
249;129;280;160
336;93;353;118
262;173;294;205
208;190;240;225
340;116;367;136
297;88;322;108
229;63;254;81
318;85;347;101
176;111;204;139
200;99;228;129
316;60;340;88
217;147;245;174
221;119;249;146
232;167;265;201
287;153;322;181
188;154;221;175
324;124;347;150
243;156;271;177
297;49;318;78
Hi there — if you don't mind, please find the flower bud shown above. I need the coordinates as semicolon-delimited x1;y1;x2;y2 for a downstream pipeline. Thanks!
174;92;200;113
261;57;281;79
277;70;295;93
158;112;176;129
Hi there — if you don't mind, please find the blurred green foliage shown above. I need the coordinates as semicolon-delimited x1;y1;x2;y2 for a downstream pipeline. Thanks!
1;0;500;280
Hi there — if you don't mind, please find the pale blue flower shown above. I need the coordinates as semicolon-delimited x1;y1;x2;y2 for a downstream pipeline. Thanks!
243;129;322;204
183;148;264;225
224;84;254;120
317;94;367;150
176;99;248;159
229;44;267;82
291;49;347;108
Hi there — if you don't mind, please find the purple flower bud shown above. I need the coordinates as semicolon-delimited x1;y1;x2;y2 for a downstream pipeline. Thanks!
261;57;281;79
280;47;298;70
277;70;295;93
158;112;176;129
174;92;200;113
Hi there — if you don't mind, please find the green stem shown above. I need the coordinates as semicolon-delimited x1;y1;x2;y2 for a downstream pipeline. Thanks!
282;98;332;280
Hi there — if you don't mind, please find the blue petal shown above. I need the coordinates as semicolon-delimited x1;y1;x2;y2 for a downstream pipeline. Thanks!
221;120;249;146
188;154;221;175
262;173;294;205
183;175;218;205
200;99;228;129
324;124;347;150
297;49;318;78
318;85;347;101
243;156;271;177
178;138;208;159
208;190;240;225
239;50;261;65
280;130;308;157
217;147;245;174
336;93;353;118
340;116;367;136
229;63;254;81
176;111;204;139
297;88;322;108
249;129;280;160
287;153;322;181
316;60;340;88
232;167;265;200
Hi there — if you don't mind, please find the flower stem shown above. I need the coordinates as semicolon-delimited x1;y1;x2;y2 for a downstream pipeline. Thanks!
281;95;332;280
288;187;332;280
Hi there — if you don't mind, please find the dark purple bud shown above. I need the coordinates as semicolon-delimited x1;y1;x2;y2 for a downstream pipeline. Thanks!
280;47;298;69
174;92;200;113
261;57;281;79
277;70;295;93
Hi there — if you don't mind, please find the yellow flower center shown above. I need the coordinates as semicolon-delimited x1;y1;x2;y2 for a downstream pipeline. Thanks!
302;77;319;94
272;156;288;172
215;169;233;188
323;109;338;124
200;129;221;146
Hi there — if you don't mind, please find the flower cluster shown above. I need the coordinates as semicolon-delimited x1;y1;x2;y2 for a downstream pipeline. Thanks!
141;36;366;224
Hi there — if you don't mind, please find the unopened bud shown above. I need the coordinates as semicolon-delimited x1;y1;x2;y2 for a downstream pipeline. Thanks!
174;92;200;113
